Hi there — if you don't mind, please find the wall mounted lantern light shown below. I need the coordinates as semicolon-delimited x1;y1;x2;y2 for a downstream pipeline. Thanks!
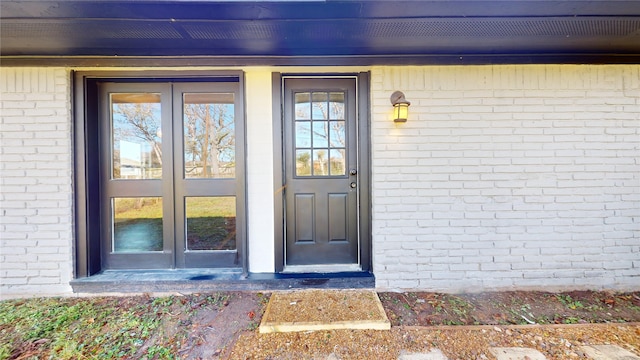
390;91;410;123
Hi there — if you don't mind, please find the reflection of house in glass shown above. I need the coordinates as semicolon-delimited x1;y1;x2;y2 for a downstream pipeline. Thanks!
117;140;162;179
118;140;142;178
184;161;235;177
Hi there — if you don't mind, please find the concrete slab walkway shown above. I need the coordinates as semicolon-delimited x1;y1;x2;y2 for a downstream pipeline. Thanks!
397;349;449;360
489;347;547;360
580;345;640;360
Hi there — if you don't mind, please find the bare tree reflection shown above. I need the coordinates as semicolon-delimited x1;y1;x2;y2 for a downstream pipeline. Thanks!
184;103;235;178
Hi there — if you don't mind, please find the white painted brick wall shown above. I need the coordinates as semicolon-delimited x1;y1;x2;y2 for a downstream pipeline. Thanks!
1;64;638;296
0;67;73;298
371;65;640;292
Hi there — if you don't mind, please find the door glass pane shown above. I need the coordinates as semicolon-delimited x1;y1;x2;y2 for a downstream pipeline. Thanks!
183;93;235;179
186;197;236;251
295;122;311;147
329;92;345;120
329;149;346;176
295;93;311;120
312;121;328;147
330;121;346;147
111;93;162;180
296;149;312;176
311;92;329;120
313;149;329;176
112;197;163;252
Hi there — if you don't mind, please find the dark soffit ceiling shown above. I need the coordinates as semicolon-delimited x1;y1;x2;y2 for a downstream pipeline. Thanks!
2;0;640;65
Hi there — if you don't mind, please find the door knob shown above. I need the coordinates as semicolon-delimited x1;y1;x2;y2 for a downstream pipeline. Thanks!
349;169;357;176
350;182;357;188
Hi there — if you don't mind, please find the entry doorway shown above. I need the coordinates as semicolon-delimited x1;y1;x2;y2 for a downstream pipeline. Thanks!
277;74;371;272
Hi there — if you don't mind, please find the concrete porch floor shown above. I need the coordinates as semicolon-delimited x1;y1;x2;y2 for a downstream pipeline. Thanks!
70;269;374;294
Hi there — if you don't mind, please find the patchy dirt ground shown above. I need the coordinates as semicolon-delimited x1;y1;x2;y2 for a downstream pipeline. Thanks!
1;290;639;360
177;292;268;359
228;291;640;360
228;323;640;360
379;291;640;326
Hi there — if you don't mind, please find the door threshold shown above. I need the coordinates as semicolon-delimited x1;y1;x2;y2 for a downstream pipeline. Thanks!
282;264;361;273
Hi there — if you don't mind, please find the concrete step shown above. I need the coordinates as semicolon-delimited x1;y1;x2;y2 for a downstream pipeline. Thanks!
71;269;374;293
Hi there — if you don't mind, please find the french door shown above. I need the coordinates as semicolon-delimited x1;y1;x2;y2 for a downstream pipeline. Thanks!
99;81;243;269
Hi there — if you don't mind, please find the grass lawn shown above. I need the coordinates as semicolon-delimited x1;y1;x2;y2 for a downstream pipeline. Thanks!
114;197;234;219
112;197;236;251
0;295;220;360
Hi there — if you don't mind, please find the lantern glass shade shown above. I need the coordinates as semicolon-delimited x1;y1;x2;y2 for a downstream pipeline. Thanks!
393;102;409;122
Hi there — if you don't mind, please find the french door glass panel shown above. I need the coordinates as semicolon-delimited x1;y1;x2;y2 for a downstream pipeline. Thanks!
183;93;235;179
112;197;163;252
185;196;236;251
100;82;242;269
110;93;163;180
